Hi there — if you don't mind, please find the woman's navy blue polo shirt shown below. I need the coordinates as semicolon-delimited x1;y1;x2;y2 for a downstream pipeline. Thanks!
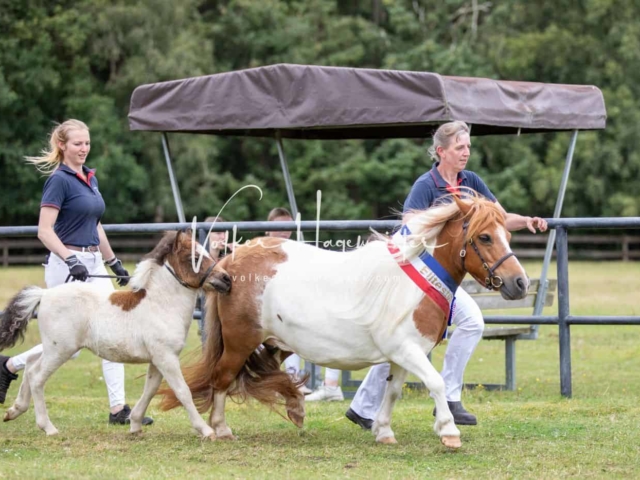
40;165;105;246
403;162;497;213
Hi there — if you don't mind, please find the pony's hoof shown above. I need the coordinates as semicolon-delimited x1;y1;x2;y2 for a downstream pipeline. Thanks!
129;429;143;436
377;436;398;445
45;428;59;437
287;410;305;428
441;435;462;449
204;433;216;441
217;433;237;441
3;407;24;422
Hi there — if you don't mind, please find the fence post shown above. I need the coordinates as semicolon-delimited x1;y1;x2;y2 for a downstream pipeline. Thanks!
505;337;516;391
556;226;572;398
622;235;630;262
2;242;7;267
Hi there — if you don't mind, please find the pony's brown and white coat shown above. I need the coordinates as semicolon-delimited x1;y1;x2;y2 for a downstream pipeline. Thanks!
161;196;529;448
0;231;230;438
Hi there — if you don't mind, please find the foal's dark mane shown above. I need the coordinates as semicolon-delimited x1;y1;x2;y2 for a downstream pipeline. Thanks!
144;231;181;265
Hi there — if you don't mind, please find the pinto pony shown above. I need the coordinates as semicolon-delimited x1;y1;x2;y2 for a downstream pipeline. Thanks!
0;231;231;438
160;195;529;448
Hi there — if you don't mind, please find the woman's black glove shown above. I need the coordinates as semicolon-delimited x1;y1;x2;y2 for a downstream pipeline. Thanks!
106;257;130;287
64;255;89;282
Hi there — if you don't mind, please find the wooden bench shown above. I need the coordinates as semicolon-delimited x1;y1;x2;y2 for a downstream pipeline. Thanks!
341;277;557;396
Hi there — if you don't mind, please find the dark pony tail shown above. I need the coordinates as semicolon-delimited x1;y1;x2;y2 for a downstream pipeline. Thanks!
158;292;307;425
0;287;43;350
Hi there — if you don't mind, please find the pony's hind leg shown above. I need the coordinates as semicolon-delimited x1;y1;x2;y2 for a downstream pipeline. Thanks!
390;346;461;449
208;354;249;440
210;391;234;440
129;363;163;435
3;352;42;422
153;354;215;440
371;363;408;444
207;344;264;439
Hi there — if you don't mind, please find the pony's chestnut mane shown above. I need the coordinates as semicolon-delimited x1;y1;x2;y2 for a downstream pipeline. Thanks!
398;190;505;261
458;195;506;239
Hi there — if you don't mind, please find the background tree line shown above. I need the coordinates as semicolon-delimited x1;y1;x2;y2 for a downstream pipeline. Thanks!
1;0;639;228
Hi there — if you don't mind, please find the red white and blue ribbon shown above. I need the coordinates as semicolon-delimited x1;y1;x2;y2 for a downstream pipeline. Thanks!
388;225;457;337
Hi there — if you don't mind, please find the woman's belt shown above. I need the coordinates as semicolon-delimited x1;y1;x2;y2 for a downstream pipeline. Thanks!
64;244;100;253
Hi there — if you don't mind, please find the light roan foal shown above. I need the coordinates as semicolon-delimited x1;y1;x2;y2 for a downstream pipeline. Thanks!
160;195;529;449
0;231;231;438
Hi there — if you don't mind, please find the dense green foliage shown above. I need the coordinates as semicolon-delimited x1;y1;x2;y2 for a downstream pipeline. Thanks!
1;0;639;226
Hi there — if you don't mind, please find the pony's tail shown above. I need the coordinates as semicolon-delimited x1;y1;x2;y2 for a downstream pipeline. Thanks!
0;287;43;351
158;292;225;412
158;293;306;419
230;349;307;415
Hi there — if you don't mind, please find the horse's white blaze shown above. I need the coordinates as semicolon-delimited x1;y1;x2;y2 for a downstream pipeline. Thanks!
496;225;511;255
496;225;529;288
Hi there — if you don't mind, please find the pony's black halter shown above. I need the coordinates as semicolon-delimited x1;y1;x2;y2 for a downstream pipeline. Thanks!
460;220;514;290
164;261;217;289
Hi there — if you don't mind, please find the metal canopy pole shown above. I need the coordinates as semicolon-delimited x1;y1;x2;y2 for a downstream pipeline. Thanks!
161;133;186;223
275;131;318;387
556;226;572;397
531;130;579;330
275;131;300;219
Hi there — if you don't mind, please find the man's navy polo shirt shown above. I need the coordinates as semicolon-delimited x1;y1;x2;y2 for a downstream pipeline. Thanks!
403;162;497;213
40;165;105;246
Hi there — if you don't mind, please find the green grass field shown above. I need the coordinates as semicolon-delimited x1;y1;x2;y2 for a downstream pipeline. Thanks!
0;261;639;479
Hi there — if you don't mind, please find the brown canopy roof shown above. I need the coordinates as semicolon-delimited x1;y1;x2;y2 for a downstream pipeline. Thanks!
128;64;606;139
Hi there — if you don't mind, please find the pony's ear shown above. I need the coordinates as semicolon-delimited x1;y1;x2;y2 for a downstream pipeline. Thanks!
173;230;183;249
144;230;180;264
453;195;472;216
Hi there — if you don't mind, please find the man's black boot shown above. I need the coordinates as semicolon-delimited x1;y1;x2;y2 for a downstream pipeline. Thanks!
433;401;477;426
109;404;154;426
345;408;373;430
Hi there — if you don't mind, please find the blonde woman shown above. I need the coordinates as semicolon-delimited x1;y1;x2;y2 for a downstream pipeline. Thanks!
0;120;152;426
